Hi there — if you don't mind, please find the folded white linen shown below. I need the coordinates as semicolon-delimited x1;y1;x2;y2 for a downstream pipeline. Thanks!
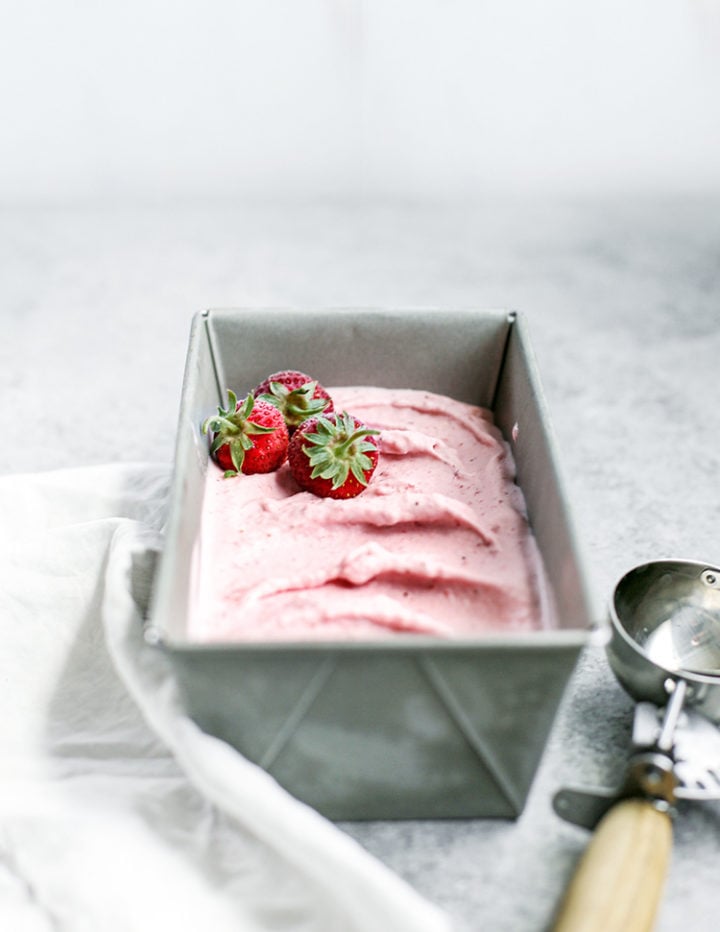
0;464;452;932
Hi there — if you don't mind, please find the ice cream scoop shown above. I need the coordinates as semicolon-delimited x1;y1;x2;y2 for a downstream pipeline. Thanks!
552;559;720;932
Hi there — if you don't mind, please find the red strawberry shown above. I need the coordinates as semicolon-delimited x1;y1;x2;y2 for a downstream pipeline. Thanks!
253;370;333;433
202;390;289;476
288;412;380;499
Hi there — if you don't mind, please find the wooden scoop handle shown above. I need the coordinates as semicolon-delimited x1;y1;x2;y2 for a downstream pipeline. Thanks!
552;798;672;932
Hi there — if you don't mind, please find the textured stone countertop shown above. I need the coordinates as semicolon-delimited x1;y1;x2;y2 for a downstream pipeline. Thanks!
2;197;719;930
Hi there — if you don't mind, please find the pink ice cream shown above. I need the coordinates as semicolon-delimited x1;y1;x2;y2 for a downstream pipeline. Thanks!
191;386;551;641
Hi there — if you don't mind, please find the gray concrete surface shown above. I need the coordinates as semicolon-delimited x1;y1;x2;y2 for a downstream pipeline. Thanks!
2;196;719;930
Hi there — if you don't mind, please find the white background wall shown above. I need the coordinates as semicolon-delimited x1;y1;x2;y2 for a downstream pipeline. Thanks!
1;0;720;204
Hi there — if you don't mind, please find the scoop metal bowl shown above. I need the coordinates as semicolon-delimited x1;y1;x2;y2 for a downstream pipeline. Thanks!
608;559;720;720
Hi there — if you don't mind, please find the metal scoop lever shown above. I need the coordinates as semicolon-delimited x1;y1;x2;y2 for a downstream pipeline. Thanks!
669;706;720;799
554;699;720;831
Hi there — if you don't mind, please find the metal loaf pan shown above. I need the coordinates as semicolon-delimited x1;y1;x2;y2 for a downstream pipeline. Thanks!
147;308;596;820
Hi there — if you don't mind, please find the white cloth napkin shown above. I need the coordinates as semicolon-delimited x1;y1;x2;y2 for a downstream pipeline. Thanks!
0;464;452;932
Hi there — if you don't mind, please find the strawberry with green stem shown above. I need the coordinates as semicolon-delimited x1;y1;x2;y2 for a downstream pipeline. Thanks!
288;411;380;499
202;390;289;476
253;370;333;433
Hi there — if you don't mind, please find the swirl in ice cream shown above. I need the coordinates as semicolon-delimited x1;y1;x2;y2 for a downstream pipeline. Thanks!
191;386;551;641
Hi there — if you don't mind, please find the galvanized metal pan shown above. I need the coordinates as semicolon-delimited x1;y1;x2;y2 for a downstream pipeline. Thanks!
147;308;596;820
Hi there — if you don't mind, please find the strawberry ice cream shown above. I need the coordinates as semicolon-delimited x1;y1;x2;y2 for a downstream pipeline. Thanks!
191;386;552;641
